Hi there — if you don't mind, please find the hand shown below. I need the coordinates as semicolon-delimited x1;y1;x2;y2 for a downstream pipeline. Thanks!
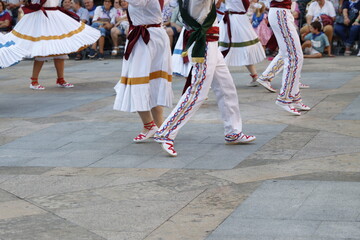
344;17;351;26
353;21;360;26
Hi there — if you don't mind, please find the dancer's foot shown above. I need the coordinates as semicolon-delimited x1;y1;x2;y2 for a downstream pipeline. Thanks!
276;101;301;116
133;121;159;143
56;78;74;88
29;78;45;90
299;82;310;89
225;132;256;144
256;79;276;93
292;101;311;111
247;74;259;87
153;136;177;157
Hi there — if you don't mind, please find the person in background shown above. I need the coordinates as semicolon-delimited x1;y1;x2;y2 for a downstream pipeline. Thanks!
71;0;90;60
291;0;301;31
83;0;96;25
110;0;128;56
6;0;100;90
165;5;183;51
71;0;89;24
0;0;12;33
300;0;336;53
302;20;332;57
218;0;266;87
334;0;360;56
88;0;116;60
252;2;272;49
61;0;72;10
4;0;23;24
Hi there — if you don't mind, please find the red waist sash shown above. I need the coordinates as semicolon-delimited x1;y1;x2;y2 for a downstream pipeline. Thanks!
124;23;161;60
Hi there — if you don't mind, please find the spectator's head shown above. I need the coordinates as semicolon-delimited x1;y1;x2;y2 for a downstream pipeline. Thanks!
310;21;322;33
120;0;128;9
72;0;83;10
0;1;5;13
113;0;120;9
61;0;72;10
83;0;94;10
103;0;114;10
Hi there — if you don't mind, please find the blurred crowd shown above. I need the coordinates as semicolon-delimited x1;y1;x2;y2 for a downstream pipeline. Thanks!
1;0;359;59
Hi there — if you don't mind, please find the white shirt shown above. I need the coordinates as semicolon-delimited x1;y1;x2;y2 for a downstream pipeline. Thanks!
225;0;247;12
307;0;336;21
185;0;213;25
127;0;162;25
93;6;117;24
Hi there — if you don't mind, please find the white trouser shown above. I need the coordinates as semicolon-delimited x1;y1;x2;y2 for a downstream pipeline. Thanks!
156;41;243;140
268;8;303;104
258;54;284;82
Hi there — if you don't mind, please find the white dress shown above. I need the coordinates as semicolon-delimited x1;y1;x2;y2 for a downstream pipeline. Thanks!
113;0;173;113
0;33;27;68
6;0;100;58
218;0;265;66
171;27;192;77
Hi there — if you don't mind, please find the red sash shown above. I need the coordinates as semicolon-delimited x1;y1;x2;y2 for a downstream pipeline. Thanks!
22;0;80;22
124;23;161;60
221;11;246;57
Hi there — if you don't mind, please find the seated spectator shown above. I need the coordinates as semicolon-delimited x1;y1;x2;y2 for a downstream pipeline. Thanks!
110;0;128;56
61;0;72;10
334;0;360;55
165;5;183;51
83;0;96;25
4;0;23;24
302;20;332;57
71;0;90;60
71;0;89;24
0;0;12;33
291;0;301;31
88;0;116;60
162;0;176;25
300;0;336;52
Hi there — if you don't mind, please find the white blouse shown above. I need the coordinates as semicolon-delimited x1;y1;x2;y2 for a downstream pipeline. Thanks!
127;0;162;25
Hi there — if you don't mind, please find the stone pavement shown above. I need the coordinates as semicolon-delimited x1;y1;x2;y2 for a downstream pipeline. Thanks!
0;56;359;240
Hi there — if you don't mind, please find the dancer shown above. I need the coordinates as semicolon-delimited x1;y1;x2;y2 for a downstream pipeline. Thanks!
6;0;101;90
154;0;256;157
113;0;173;143
0;33;27;68
256;0;310;115
218;0;266;86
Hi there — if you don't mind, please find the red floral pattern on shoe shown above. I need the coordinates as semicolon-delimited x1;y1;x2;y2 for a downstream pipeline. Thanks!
56;78;74;88
133;121;159;143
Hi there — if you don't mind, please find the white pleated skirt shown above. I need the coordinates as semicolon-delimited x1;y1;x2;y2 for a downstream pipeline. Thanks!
113;27;173;113
0;34;27;68
172;28;192;77
7;10;100;58
219;14;266;66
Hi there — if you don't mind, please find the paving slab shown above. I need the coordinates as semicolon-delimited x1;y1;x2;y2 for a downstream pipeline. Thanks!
0;213;105;240
206;180;360;239
335;95;360;120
